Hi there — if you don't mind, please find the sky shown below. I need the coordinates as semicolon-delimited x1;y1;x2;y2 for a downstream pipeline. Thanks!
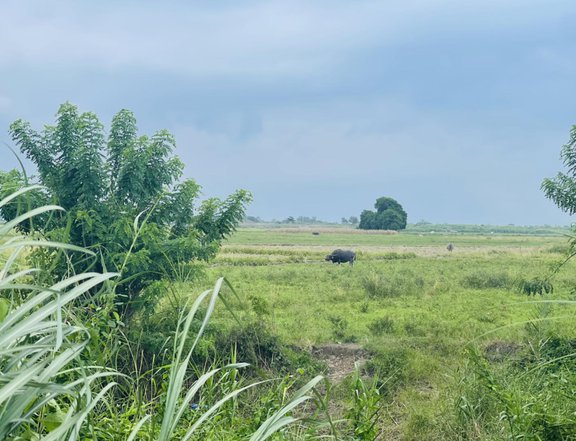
1;0;575;225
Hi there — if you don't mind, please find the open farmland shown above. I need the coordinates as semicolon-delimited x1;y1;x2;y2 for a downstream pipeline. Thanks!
205;226;576;439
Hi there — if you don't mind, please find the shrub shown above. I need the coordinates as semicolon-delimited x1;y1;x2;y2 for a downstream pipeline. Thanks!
0;188;329;440
0;103;251;317
215;320;291;372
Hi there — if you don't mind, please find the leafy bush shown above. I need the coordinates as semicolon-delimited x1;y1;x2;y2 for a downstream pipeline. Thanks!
0;103;251;316
0;189;331;440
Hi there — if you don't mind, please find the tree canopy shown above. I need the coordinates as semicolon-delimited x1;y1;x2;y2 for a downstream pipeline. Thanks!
542;125;576;215
0;103;252;314
358;196;407;230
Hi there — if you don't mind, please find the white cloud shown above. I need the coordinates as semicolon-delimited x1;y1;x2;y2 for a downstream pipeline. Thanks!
1;0;574;225
1;0;568;75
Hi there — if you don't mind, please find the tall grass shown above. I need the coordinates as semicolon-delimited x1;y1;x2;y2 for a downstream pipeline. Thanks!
454;302;576;439
362;269;425;298
0;187;326;440
0;187;118;439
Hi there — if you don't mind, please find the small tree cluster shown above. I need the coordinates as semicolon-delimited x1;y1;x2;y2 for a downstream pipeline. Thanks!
0;103;252;315
341;216;359;225
358;196;407;230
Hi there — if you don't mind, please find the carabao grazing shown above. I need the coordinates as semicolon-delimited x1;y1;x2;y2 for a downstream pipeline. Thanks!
325;249;356;265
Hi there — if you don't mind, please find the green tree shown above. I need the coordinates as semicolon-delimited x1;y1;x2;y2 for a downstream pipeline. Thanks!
358;196;407;230
358;210;377;230
0;103;252;315
542;125;576;214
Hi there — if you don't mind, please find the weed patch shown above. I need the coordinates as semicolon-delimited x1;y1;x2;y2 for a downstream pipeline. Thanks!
327;314;357;343
363;269;425;298
368;316;395;336
460;270;514;290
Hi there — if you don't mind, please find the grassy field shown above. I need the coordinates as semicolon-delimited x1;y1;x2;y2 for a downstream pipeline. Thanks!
204;226;576;439
227;226;569;248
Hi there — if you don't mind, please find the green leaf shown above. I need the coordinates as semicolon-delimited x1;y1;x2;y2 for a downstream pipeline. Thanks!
0;299;9;322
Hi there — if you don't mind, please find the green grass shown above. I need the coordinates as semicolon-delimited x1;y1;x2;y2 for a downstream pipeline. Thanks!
0;192;334;441
207;253;570;344
226;227;568;249
201;225;576;439
5;200;576;439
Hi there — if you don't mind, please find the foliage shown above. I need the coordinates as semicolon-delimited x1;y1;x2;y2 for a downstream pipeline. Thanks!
0;103;252;315
151;278;323;441
214;320;297;372
213;225;576;438
344;368;384;440
0;191;330;440
542;124;576;215
519;278;554;296
358;196;407;230
0;188;118;439
364;346;410;397
458;342;576;440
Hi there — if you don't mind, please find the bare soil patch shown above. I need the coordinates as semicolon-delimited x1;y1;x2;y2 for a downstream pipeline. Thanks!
312;343;369;383
483;340;522;362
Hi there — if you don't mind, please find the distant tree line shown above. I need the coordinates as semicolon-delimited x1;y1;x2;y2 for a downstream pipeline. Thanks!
341;216;359;225
243;215;359;225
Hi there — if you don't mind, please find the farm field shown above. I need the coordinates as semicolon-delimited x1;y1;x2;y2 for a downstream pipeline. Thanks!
204;226;576;439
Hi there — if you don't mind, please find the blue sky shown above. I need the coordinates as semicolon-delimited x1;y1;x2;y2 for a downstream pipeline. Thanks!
1;0;575;225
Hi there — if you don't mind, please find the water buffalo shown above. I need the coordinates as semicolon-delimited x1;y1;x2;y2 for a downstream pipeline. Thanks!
325;249;356;265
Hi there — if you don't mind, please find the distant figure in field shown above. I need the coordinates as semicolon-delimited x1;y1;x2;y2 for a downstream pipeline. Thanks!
325;249;356;265
447;243;454;252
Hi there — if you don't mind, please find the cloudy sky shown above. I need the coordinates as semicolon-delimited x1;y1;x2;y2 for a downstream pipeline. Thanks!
1;0;575;225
